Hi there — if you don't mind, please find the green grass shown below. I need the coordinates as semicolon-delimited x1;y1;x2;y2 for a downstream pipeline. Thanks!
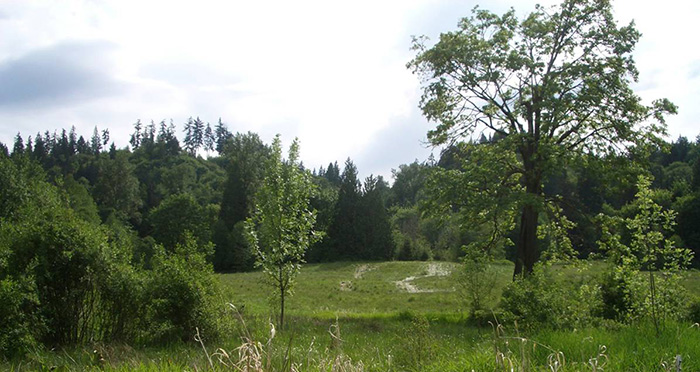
220;261;471;316
5;260;700;371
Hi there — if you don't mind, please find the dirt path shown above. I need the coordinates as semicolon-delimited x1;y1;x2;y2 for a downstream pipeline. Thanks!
394;262;452;293
354;264;375;279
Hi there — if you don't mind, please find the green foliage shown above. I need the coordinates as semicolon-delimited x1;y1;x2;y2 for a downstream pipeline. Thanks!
390;161;429;207
327;159;363;260
148;193;213;249
397;314;436;371
424;142;520;258
459;245;497;315
501;264;602;330
675;193;700;264
60;175;101;225
358;175;394;260
145;232;221;343
93;150;142;222
409;0;675;276
598;176;693;333
0;276;41;357
245;136;320;330
214;132;269;272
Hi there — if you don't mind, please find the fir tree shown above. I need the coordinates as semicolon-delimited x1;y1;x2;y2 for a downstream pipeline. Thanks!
215;118;232;154
12;133;24;156
129;120;143;149
204;122;215;153
327;159;362;259
90;127;102;155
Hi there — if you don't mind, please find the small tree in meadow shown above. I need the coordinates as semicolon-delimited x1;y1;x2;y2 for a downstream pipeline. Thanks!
598;175;693;334
459;244;497;316
245;136;320;330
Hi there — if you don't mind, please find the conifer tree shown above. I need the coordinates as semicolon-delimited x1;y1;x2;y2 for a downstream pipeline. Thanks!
361;175;394;259
327;159;362;259
12;133;24;156
90;127;102;155
215;118;232;154
204;122;215;153
129;120;143;149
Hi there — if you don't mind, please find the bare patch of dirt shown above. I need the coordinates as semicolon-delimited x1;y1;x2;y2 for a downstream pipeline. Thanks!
339;280;353;291
354;264;376;279
394;263;453;293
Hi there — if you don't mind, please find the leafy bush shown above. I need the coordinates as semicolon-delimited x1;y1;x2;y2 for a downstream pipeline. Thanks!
1;211;111;346
0;277;42;357
145;232;222;343
500;265;602;330
598;268;634;320
687;297;700;323
597;176;694;332
458;244;497;315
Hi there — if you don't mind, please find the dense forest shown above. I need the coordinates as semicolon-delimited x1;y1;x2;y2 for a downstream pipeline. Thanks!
2;117;700;357
4;120;700;266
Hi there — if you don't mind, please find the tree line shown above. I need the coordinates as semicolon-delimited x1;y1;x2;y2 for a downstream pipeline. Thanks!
4;120;700;270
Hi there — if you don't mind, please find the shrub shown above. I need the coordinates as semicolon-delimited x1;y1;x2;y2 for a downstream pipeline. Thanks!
687;297;700;323
145;232;222;343
0;277;42;357
396;314;435;371
1;212;112;346
458;244;497;315
500;265;602;330
598;268;634;321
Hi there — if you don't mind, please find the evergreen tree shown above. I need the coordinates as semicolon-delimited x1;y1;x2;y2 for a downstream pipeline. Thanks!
327;159;362;259
183;117;196;155
33;132;48;163
157;120;168;142
193;117;205;153
25;136;33;156
324;161;342;186
12;133;24;157
361;175;394;259
90;127;102;155
693;155;700;192
101;129;110;147
214;132;270;271
143;120;156;147
215;118;232;154
76;136;89;155
68;126;78;155
156;119;181;156
129;120;143;150
204;122;215;153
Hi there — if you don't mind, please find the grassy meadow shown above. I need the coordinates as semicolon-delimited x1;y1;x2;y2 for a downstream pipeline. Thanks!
5;260;700;371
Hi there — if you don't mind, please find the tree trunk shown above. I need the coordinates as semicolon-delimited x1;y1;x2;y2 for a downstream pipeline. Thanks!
280;286;285;331
514;204;539;278
513;142;541;279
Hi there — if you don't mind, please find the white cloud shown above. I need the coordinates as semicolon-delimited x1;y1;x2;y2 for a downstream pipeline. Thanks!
1;0;699;177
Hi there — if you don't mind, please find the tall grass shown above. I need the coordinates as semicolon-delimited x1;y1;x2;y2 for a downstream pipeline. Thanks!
5;261;700;371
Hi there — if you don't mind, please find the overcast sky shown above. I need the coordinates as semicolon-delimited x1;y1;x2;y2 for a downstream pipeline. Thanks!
1;0;699;180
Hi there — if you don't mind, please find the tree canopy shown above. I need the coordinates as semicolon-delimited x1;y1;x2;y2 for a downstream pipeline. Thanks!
409;0;676;276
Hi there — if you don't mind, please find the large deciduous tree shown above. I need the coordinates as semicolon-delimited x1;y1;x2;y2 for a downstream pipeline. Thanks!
244;136;320;330
409;0;675;276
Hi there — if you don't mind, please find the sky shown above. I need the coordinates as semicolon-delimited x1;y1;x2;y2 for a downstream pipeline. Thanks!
1;0;699;180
